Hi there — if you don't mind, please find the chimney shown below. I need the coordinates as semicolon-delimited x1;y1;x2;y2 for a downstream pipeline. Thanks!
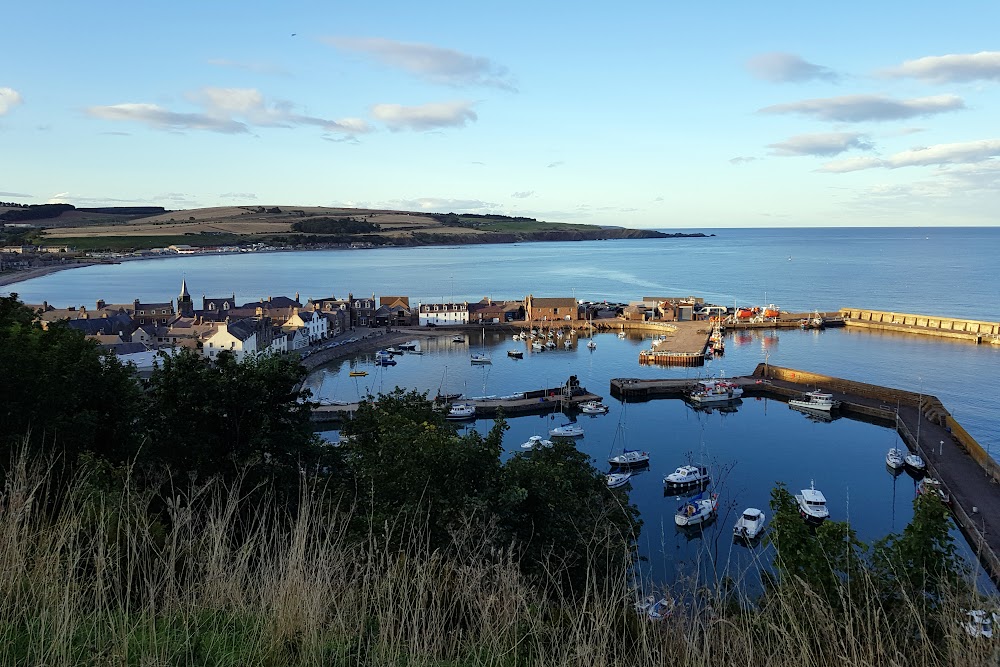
96;299;106;310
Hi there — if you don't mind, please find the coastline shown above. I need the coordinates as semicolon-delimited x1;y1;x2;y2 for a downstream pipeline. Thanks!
0;262;99;288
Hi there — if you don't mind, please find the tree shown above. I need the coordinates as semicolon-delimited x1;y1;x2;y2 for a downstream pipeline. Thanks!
872;492;966;604
766;483;865;607
141;349;322;489
0;295;140;466
339;389;505;552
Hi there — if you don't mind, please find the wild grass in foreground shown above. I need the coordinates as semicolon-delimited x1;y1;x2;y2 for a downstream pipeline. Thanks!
0;455;997;667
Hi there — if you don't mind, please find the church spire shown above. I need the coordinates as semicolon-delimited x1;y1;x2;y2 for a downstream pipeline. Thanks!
178;277;193;317
180;277;190;298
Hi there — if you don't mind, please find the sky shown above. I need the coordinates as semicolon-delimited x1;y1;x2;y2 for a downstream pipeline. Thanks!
2;1;1000;228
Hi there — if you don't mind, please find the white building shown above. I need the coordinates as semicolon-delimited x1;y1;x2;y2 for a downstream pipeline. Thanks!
281;308;328;343
203;319;262;363
418;302;469;326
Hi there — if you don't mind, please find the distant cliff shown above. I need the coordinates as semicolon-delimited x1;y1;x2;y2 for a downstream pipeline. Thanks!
398;228;706;246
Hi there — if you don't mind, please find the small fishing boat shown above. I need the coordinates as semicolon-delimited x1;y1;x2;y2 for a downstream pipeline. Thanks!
579;400;609;414
507;349;523;359
608;449;650;468
917;477;951;505
375;350;396;366
674;492;719;527
563;339;572;349
606;471;632;488
688;375;743;404
521;435;553;450
646;597;675;621
531;341;543;352
663;465;710;488
587;340;597;350
789;389;841;412
734;508;766;540
795;481;830;523
446;403;476;420
549;424;584;438
470;353;492;364
385;346;403;355
349;370;368;377
451;335;464;343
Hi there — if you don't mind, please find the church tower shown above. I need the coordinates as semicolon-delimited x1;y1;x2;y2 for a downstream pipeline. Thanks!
178;277;193;317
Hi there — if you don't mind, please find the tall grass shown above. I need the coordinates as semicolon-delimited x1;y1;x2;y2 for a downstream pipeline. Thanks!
0;454;996;666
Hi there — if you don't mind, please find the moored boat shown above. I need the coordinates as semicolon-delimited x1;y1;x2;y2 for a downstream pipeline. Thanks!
446;403;476;420
349;370;368;377
470;352;492;364
734;507;766;540
608;449;650;468
917;477;951;505
663;464;710;488
788;389;841;412
885;447;905;470
606;471;632;488
905;452;926;473
674;492;719;527
688;375;743;404
507;349;523;359
521;435;553;450
549;424;584;438
579;400;609;414
795;481;830;523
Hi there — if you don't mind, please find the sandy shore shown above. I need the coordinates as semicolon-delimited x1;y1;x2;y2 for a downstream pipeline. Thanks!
0;263;98;288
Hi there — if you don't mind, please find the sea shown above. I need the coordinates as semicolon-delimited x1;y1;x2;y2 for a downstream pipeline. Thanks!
8;226;999;590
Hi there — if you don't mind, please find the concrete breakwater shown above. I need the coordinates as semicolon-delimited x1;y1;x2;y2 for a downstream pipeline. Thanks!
612;364;1000;587
841;308;1000;344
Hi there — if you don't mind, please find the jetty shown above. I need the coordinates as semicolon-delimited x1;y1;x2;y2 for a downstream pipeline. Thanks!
841;308;1000;344
612;365;1000;587
637;320;712;367
312;375;601;424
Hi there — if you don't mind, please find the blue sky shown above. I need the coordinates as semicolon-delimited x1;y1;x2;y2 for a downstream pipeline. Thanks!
2;1;1000;228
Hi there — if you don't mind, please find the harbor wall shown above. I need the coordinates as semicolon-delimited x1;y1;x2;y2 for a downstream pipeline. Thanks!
946;414;1000;484
751;364;923;407
840;308;1000;342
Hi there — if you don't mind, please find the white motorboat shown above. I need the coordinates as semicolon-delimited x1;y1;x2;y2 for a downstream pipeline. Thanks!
587;340;597;350
507;350;523;359
579;400;609;414
563;339;572;349
608;449;650;468
674;492;719;527
618;331;626;339
545;341;557;350
734;508;766;540
549;424;584;438
788;389;841;412
384;346;403;355
663;464;710;488
446;403;476;420
905;452;926;473
688;376;743;404
470;353;492;364
606;472;632;488
531;341;543;352
521;435;553;450
451;335;464;343
885;447;905;470
374;350;396;365
795;482;830;523
961;610;999;638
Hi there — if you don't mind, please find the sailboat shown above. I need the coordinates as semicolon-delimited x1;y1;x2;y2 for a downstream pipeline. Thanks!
607;404;649;468
586;309;597;350
471;327;492;364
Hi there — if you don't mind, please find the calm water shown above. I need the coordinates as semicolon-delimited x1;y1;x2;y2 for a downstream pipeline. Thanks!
8;227;999;587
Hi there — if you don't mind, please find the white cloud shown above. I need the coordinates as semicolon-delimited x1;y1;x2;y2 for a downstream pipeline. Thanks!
0;87;24;115
768;132;873;157
0;191;32;198
818;139;1000;172
882;51;1000;83
219;192;258;200
729;156;757;165
371;101;476;131
546;161;564;168
325;37;515;90
747;53;838;83
389;197;497;212
87;103;251;134
759;94;964;122
511;191;534;199
88;88;371;136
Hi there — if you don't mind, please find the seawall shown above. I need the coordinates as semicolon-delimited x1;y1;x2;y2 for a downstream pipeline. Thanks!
840;308;1000;343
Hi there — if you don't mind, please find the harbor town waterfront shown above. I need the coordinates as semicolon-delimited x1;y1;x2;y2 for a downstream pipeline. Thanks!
6;227;999;591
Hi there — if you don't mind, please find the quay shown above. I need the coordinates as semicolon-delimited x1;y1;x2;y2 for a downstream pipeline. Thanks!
612;365;1000;587
840;308;1000;344
313;375;601;424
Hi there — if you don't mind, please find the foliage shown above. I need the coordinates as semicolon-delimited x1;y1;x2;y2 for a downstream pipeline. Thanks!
291;217;380;234
766;483;865;607
872;492;967;604
0;294;141;466
140;348;323;487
